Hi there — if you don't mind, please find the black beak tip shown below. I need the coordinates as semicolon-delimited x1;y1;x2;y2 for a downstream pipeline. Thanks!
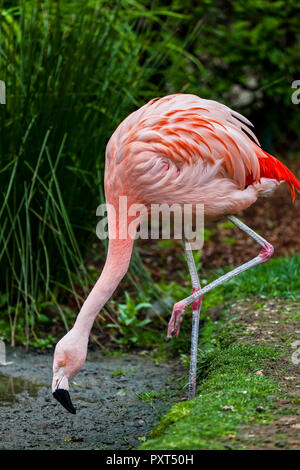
53;389;76;414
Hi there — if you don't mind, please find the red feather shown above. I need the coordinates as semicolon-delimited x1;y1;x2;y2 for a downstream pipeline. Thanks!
246;150;300;202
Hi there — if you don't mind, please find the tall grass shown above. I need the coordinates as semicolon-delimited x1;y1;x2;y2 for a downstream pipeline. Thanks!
3;1;297;348
0;1;197;346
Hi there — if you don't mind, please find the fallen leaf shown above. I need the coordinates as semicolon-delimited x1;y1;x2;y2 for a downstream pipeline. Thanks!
69;436;83;442
222;405;234;412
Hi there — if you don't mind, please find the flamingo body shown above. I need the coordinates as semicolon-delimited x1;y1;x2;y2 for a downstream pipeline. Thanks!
52;94;300;413
105;94;300;219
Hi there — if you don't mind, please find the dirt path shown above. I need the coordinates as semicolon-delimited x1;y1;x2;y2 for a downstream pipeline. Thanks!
0;348;184;450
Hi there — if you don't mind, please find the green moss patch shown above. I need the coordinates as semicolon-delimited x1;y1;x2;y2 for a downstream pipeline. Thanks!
140;341;281;449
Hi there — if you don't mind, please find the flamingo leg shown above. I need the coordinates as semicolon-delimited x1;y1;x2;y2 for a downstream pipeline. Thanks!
182;236;203;400
167;215;274;343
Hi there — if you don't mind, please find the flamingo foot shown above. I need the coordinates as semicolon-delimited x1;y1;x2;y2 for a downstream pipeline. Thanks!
167;289;202;340
167;300;188;339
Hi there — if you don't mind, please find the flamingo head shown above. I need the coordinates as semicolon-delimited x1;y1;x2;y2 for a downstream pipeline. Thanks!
52;328;88;414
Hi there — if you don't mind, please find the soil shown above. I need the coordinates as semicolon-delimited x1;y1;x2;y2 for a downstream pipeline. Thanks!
0;348;185;450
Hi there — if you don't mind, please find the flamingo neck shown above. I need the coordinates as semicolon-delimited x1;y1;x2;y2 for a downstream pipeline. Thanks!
73;237;134;335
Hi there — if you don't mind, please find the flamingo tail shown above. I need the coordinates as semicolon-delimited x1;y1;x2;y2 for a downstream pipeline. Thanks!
246;150;300;202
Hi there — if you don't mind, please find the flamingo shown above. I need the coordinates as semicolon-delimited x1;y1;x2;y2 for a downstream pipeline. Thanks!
52;94;300;414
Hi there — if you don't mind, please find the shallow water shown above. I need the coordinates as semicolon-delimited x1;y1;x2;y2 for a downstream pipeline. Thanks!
0;347;184;450
0;372;41;404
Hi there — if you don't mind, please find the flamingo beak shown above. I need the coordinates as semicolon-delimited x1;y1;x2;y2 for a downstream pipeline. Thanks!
52;370;76;414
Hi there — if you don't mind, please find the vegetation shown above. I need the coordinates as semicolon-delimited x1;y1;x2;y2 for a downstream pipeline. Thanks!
0;0;299;452
95;253;300;356
0;0;300;349
0;0;172;345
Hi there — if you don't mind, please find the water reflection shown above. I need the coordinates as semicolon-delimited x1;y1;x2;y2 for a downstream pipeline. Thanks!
0;372;41;404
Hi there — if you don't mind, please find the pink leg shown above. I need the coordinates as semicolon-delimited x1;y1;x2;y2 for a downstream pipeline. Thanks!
167;237;203;399
168;237;202;339
167;215;274;339
188;287;202;399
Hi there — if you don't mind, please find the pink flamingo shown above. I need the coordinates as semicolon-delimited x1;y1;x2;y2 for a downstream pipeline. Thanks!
52;94;300;414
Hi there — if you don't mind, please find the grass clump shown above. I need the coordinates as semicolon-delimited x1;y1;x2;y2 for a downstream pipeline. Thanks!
224;254;300;300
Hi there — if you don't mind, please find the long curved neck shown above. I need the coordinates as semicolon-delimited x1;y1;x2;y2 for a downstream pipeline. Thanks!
73;237;134;334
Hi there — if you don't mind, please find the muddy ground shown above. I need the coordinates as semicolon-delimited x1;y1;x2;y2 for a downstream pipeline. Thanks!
0;348;185;450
